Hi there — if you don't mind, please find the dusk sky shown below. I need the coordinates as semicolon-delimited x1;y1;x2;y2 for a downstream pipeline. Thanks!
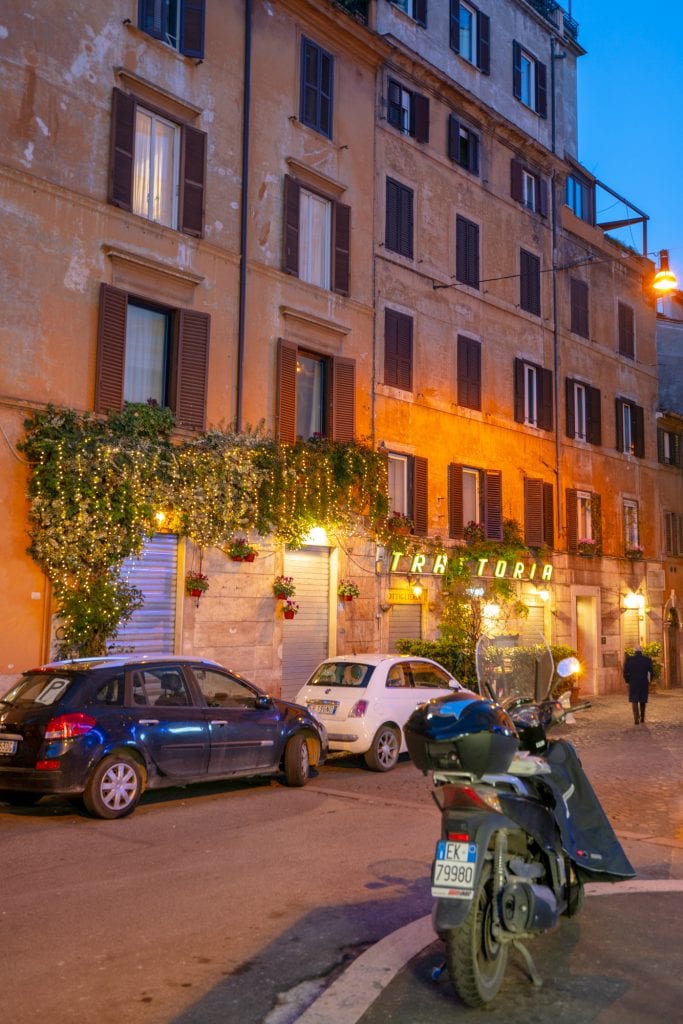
573;0;683;285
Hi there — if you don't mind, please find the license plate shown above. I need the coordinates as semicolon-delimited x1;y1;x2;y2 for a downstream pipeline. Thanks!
309;701;336;716
0;739;18;755
431;840;477;899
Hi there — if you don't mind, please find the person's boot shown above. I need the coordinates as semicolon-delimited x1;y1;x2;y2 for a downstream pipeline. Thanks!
640;703;646;724
632;705;640;724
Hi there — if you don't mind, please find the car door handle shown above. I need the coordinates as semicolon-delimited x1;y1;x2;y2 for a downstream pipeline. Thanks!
210;720;228;726
139;719;159;725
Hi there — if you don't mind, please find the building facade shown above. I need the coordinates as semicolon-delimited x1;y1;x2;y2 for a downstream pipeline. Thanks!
1;0;679;696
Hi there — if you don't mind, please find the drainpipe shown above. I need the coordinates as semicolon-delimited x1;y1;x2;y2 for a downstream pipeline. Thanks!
236;0;252;433
550;38;566;543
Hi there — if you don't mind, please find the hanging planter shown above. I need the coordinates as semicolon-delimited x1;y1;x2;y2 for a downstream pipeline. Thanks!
185;570;209;598
625;545;644;561
338;580;360;602
282;599;299;620
227;537;258;562
576;538;598;557
386;511;413;537
273;575;296;599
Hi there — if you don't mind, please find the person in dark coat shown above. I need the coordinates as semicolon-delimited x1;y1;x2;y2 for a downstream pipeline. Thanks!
622;647;653;724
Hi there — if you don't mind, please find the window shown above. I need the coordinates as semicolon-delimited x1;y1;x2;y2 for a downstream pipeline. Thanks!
664;511;682;556
510;160;548;217
514;358;552;431
138;0;205;58
388;453;428;534
456;215;479;288
90;675;125;707
565;379;601;445
457;335;481;410
623;500;640;550
95;284;210;430
300;38;333;138
513;41;547;116
384;310;413;390
449;1;490;73
387;80;429;143
276;338;355;443
448;464;502;540
283;176;350;294
567;489;601;553
616;398;645;457
520;250;541;315
108;89;206;237
618;302;635;359
658;428;682;467
524;479;554;547
390;0;427;26
447;115;479;174
385;178;414;259
570;278;589;338
566;173;594;224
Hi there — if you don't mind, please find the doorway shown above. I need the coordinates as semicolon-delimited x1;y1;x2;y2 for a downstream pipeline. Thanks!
575;594;598;695
281;546;330;701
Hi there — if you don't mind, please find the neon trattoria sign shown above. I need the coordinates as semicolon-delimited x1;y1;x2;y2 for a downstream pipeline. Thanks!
390;550;553;581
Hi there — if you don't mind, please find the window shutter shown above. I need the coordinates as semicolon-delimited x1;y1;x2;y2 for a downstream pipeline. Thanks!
108;89;135;212
618;302;635;358
95;284;127;415
477;13;490;74
524;478;544;547
615;398;624;452
536;60;548;117
633;404;645;458
484;470;503;540
457;335;481;410
539;367;553;431
543;483;554;547
414;0;427;27
566;488;578;552
175;310;210;430
591;493;602;550
179;0;205;59
520;249;540;315
449;0;460;53
565;378;575;438
469;131;479;174
138;0;163;39
665;512;673;554
448;463;464;540
332;356;356;442
283;176;300;277
385;309;413;391
587;385;602;445
571;278;589;337
510;159;524;203
276;338;298;443
457;217;479;288
387;79;402;131
180;125;206;237
513;358;525;423
398;183;414;259
412;456;428;535
333;200;351;295
456;215;467;282
674;433;682;467
657;427;665;463
537;177;549;218
413;92;430;144
448;114;460;162
512;41;522;100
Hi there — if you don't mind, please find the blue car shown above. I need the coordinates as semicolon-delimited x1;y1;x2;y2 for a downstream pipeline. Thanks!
0;654;327;818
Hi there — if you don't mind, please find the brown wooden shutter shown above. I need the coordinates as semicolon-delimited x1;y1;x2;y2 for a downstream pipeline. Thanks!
414;0;427;27
520;250;540;315
179;0;205;58
412;456;428;535
457;335;481;410
513;358;525;423
510;159;524;203
512;41;522;101
618;302;635;358
478;12;490;74
543;483;554;547
537;177;549;217
591;493;602;551
456;216;479;287
587;385;602;445
566;488;578;552
536;60;548;117
333;200;350;295
633;404;645;458
175;309;209;430
276;338;298;443
449;0;460;52
332;356;355;442
385;310;413;391
95;284;127;415
448;114;460;162
565;378;575;438
108;89;135;211
484;470;503;540
539;367;553;431
657;427;665;463
448;463;464;540
570;278;589;337
180;125;206;237
413;92;430;144
524;478;544;547
283;176;300;276
615;398;625;452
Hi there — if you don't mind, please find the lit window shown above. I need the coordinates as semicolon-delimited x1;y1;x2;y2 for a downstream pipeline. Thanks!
623;500;639;549
132;108;180;229
299;189;332;289
577;491;593;541
462;467;480;525
296;353;326;438
124;303;170;405
388;453;409;516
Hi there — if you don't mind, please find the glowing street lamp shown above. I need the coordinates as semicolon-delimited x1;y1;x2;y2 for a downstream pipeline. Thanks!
653;249;678;296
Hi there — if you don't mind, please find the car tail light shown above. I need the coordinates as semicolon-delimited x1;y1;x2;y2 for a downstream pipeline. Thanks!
36;759;61;771
447;831;470;842
349;700;369;718
44;713;96;740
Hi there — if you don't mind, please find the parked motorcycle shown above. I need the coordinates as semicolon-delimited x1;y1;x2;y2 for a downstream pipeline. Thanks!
404;633;634;1007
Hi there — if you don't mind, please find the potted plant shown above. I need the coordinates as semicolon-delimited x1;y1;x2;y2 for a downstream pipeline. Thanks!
273;575;296;599
576;538;597;556
338;580;360;601
625;544;644;561
387;511;413;536
282;598;299;620
227;537;258;562
185;570;209;598
463;520;487;545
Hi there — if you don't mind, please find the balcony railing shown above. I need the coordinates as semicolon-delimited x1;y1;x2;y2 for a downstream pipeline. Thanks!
330;0;369;25
525;0;579;42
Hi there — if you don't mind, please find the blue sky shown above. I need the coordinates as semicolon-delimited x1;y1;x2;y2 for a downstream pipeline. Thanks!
572;0;683;283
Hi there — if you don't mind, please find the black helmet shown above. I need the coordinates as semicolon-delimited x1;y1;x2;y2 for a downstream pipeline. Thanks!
405;692;518;776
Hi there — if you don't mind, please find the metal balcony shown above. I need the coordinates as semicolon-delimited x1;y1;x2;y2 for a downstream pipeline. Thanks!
329;0;369;25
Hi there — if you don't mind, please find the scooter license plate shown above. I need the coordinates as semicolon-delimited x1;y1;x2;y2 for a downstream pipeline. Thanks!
431;840;477;899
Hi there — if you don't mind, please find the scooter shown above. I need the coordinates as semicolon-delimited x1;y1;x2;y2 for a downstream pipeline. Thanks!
404;634;634;1007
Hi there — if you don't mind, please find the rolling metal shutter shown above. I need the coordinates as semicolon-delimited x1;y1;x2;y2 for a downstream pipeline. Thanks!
116;534;178;653
388;604;422;652
281;547;330;701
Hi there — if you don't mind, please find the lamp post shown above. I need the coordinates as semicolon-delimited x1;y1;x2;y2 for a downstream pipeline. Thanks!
653;249;678;297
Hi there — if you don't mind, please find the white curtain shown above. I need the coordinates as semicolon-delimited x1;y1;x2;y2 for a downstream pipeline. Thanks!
133;109;176;228
124;305;167;405
299;189;331;288
295;355;323;438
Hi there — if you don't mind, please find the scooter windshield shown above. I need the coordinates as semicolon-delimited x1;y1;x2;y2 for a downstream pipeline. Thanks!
476;634;553;704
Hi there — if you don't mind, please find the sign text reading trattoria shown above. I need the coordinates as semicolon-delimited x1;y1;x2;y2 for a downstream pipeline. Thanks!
390;550;553;582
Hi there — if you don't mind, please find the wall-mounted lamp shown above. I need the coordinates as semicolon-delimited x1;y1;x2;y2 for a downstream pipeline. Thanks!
154;510;167;527
653;250;678;295
623;591;645;611
536;587;551;603
410;579;424;599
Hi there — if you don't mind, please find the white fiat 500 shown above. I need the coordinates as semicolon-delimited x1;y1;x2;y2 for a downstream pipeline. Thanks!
295;654;470;772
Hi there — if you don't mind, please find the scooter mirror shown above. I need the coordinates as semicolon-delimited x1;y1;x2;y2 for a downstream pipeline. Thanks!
556;656;581;678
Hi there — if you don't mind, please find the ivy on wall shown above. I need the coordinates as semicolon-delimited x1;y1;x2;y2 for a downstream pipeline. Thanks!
20;404;389;658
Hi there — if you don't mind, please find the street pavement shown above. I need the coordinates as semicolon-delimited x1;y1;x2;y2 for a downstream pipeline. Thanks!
290;690;683;1024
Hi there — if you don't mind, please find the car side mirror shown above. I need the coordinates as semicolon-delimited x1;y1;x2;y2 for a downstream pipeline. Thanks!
255;694;273;709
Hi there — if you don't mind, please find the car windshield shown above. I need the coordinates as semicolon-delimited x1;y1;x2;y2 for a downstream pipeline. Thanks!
307;662;375;688
2;672;81;707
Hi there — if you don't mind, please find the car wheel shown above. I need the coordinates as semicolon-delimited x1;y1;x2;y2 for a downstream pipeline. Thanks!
284;734;310;787
364;725;400;772
0;791;44;807
83;753;143;819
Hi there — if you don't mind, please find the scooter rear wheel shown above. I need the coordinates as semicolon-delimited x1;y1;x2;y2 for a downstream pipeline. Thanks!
445;861;508;1006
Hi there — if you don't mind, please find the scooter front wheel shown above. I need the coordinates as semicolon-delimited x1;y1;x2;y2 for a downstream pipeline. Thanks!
445;861;508;1006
